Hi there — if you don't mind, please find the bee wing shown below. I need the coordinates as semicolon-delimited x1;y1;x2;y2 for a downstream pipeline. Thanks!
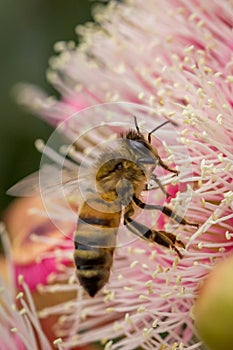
6;164;86;199
7;171;43;197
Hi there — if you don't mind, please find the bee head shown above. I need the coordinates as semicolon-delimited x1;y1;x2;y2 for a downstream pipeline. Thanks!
96;157;146;197
125;130;159;166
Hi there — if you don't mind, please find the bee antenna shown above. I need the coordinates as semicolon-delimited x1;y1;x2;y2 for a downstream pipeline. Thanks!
148;119;178;143
133;116;140;134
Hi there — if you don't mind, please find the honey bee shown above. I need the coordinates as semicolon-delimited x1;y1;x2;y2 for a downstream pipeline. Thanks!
74;117;198;297
7;117;198;298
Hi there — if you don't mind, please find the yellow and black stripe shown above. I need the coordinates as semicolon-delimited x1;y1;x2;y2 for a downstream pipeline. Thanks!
74;196;121;297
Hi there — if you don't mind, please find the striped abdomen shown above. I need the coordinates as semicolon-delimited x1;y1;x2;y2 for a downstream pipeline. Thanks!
74;197;121;297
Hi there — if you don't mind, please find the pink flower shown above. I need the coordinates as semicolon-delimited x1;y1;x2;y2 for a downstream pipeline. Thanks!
1;199;102;350
0;224;55;350
7;0;233;349
4;197;73;292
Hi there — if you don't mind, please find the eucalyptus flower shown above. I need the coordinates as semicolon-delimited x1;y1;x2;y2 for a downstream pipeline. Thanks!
5;0;233;349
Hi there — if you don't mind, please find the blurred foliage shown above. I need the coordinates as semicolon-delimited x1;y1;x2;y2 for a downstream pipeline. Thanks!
0;0;93;214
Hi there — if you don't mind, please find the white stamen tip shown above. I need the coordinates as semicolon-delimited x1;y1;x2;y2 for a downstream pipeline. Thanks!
10;328;18;333
53;338;62;344
104;340;113;350
18;275;24;284
16;292;24;300
34;139;45;152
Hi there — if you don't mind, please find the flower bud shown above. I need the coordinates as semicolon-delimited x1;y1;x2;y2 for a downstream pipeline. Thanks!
194;255;233;350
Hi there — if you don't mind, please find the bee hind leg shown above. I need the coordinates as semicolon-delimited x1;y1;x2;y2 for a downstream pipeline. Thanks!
124;213;184;259
153;230;185;259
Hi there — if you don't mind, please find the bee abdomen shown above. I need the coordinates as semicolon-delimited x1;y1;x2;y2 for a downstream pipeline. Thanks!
74;246;113;297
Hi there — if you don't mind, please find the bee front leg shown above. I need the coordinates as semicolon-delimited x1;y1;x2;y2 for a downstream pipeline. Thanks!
157;156;179;176
144;173;170;198
124;212;184;258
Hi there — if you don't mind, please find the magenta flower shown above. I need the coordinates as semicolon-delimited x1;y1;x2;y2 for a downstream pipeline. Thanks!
5;0;233;349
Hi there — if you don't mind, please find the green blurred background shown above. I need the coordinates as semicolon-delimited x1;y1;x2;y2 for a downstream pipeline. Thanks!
0;0;95;214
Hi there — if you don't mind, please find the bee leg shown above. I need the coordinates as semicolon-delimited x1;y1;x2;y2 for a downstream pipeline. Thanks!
144;173;170;198
157;156;179;176
124;213;184;258
133;195;199;227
